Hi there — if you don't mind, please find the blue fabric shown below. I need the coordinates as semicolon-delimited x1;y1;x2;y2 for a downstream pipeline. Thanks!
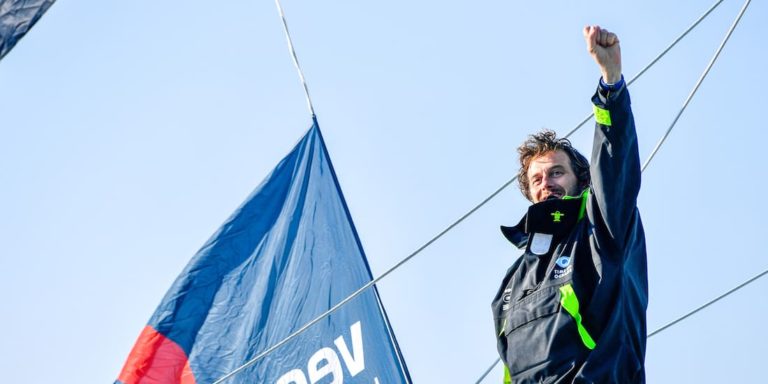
0;0;55;61
140;120;410;383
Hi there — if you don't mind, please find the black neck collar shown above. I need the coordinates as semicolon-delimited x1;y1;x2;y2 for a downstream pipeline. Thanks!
500;190;588;249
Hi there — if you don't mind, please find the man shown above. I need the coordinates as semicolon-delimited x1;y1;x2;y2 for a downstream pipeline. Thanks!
492;26;647;383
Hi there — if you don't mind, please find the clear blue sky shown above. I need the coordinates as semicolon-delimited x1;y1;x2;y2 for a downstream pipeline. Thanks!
1;1;766;382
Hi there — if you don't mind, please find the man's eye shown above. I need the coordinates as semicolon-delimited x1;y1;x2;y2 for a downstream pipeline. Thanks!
532;178;541;185
552;171;563;177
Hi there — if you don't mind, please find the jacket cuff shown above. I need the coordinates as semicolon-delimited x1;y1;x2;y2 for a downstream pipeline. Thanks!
595;76;626;105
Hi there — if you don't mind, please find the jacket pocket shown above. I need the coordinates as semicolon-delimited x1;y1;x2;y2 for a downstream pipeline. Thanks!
497;284;584;377
505;285;561;333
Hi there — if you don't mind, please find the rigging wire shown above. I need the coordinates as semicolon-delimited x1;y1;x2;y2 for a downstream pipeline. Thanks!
275;0;316;118
642;0;751;171
213;0;732;382
475;1;752;381
474;359;503;384
647;266;768;338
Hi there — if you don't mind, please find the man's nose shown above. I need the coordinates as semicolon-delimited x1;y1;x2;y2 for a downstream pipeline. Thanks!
542;175;555;189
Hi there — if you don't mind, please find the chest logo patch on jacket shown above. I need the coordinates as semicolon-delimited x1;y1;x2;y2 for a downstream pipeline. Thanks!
553;255;573;279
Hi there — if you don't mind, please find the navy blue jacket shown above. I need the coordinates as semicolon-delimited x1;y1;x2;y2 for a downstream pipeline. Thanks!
492;83;647;383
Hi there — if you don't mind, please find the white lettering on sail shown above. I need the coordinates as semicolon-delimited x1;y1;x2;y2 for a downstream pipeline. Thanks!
308;347;343;384
275;369;308;384
276;321;378;384
334;321;364;376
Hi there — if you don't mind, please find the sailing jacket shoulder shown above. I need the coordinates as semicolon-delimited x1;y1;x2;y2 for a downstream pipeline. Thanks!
493;83;648;383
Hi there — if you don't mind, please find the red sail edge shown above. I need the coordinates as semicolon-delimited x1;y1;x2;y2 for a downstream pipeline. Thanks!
117;326;196;384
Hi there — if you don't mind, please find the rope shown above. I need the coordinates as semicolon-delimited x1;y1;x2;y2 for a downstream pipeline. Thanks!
275;0;316;118
647;267;768;338
474;358;503;384
642;0;751;171
216;0;735;382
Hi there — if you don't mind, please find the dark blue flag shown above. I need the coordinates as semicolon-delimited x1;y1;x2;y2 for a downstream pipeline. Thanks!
116;120;411;384
0;0;55;61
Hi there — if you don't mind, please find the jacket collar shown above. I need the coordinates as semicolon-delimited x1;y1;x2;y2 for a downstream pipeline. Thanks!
500;216;528;249
500;189;588;249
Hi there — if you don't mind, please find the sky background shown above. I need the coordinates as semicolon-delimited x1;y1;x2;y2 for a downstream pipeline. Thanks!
1;0;767;382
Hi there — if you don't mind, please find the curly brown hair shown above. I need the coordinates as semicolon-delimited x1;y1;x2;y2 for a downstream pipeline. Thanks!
517;130;590;201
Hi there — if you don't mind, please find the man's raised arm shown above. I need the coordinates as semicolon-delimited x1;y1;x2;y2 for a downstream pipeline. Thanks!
583;26;642;248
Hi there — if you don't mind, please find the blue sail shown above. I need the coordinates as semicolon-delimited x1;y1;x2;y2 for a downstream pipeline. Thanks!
0;0;55;61
116;119;411;384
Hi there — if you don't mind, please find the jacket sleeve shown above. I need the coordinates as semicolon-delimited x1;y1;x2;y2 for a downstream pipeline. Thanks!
588;82;641;252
